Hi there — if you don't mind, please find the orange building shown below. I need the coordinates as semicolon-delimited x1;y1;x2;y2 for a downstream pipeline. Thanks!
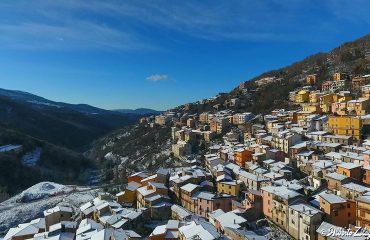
234;149;253;167
337;162;362;182
128;171;150;183
306;74;317;85
210;119;218;133
319;192;356;228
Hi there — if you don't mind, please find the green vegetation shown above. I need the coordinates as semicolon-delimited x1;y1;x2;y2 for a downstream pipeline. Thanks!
0;127;94;195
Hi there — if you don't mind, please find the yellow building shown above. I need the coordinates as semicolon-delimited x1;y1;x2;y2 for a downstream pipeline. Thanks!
116;181;142;205
309;91;323;103
333;72;349;81
302;103;321;113
328;116;362;140
333;73;342;81
356;195;370;230
296;90;309;103
217;181;241;196
319;94;335;113
347;98;370;116
319;94;352;113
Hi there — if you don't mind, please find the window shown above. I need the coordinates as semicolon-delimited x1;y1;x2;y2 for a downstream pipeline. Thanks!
348;212;351;217
334;211;338;216
347;203;350;208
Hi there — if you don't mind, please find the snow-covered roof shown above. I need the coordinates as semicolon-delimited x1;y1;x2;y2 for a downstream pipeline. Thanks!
179;222;215;240
319;192;346;204
4;223;39;240
215;211;247;229
326;172;348;181
180;183;199;193
261;186;301;200
342;182;369;193
44;206;73;217
338;162;360;170
290;203;321;217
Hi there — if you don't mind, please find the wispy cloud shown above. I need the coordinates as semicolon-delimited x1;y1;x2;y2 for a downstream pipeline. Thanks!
146;74;169;82
0;0;369;50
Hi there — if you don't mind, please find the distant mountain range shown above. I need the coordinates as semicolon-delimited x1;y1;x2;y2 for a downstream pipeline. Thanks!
0;88;155;194
0;88;147;150
0;88;123;115
114;108;161;115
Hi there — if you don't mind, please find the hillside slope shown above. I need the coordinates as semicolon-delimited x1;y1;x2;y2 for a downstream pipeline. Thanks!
0;127;94;195
174;34;370;114
86;124;187;182
0;182;101;235
87;34;370;183
0;95;139;150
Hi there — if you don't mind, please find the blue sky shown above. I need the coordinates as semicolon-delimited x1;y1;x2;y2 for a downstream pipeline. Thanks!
0;0;370;110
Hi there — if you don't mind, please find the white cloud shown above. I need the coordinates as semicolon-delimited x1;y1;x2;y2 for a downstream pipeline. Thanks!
146;74;168;82
0;0;369;50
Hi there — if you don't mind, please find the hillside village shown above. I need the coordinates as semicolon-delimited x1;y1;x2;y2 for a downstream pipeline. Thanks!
3;72;370;240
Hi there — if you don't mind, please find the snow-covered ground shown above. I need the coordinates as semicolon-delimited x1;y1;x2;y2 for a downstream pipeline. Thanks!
22;148;42;167
27;100;61;108
3;182;74;204
0;144;22;153
0;182;101;235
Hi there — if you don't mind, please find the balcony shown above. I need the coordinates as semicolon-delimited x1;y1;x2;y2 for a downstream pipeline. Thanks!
357;216;370;223
302;219;311;225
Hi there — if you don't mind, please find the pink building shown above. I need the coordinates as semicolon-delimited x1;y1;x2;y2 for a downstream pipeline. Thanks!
363;150;370;168
194;192;234;219
364;166;370;185
261;188;273;219
331;101;347;115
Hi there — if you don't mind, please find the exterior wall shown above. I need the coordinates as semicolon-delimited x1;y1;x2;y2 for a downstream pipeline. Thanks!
180;189;198;212
328;116;362;140
234;150;253;167
117;190;136;204
45;211;72;231
196;197;233;219
296;91;309;103
337;166;362;181
238;175;264;191
288;208;322;240
319;198;356;228
363;169;370;185
262;190;273;219
271;200;290;231
217;182;240;196
347;99;370;116
356;200;370;230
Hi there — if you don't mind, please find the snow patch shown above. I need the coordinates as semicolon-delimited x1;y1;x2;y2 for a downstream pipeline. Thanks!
0;185;99;235
22;148;42;167
7;182;74;203
27;100;61;108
